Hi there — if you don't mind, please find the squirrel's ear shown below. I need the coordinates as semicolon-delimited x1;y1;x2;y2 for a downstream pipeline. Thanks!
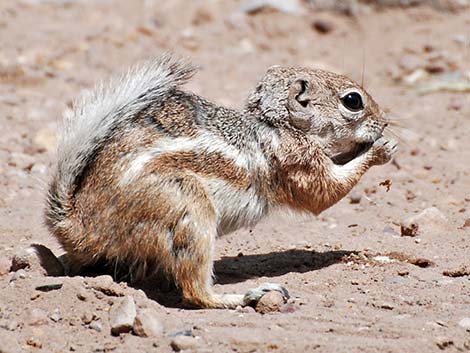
290;78;311;107
287;77;313;131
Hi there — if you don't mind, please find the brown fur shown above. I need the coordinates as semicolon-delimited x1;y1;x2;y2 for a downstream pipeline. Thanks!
46;57;397;309
145;151;251;189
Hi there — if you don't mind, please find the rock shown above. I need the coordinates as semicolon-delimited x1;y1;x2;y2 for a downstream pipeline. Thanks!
408;257;434;268
435;337;453;350
373;255;395;264
109;296;136;336
1;320;19;331
443;265;470;277
400;207;448;237
89;321;103;332
76;290;88;301
10;269;26;282
11;248;36;271
81;312;93;325
35;283;63;292
425;62;446;74
312;19;334;34
88;275;124;296
452;34;467;45
29;308;48;326
11;244;64;276
30;163;48;174
49;309;62;322
133;309;164;337
458;317;470;331
349;191;362;204
169;330;193;338
170;335;200;352
401;221;418;237
0;256;11;276
255;291;285;314
26;337;42;349
380;302;394;310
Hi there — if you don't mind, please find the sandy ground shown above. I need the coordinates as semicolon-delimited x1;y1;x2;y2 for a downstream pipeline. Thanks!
0;1;469;352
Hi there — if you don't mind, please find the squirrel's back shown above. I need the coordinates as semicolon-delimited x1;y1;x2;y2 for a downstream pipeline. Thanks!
45;55;196;236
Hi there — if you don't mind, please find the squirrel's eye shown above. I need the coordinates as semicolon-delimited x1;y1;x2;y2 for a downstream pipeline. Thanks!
341;92;364;112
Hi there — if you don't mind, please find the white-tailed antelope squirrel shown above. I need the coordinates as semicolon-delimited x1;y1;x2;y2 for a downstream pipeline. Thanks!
45;54;397;309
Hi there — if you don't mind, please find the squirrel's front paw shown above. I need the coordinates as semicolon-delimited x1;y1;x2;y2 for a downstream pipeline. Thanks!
369;137;398;165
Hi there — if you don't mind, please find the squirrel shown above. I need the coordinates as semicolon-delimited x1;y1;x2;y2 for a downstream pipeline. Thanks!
45;54;397;309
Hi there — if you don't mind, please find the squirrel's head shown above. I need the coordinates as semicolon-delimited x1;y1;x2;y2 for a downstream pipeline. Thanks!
246;66;388;164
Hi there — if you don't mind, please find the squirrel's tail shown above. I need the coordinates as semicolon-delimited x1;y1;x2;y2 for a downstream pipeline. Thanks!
45;54;196;232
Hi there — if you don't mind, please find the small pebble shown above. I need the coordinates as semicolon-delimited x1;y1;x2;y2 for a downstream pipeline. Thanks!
89;320;103;332
50;309;62;322
0;256;11;276
29;308;48;326
169;329;193;337
312;19;334;34
425;62;446;74
76;290;88;301
35;283;63;292
26;337;42;348
88;275;124;296
400;207;448;237
458;317;470;331
255;291;285;314
452;34;467;45
81;312;93;325
435;337;453;350
170;335;199;352
11;245;64;276
10;269;26;282
380;302;394;310
349;191;362;204
3;320;19;331
133;309;164;337
109;296;136;335
30;293;41;301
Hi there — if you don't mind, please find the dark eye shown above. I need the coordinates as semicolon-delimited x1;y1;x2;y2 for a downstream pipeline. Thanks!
341;92;364;111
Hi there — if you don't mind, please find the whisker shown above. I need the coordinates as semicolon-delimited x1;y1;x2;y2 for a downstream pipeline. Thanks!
361;46;366;88
387;118;412;128
384;127;414;149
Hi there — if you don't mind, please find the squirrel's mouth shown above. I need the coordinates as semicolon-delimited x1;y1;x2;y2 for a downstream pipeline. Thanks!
330;141;374;165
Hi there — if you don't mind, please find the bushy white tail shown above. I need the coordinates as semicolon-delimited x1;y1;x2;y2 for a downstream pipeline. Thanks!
46;54;196;227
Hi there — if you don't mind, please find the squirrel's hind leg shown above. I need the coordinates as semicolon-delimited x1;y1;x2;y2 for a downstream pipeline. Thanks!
174;228;289;309
157;174;288;309
168;189;246;309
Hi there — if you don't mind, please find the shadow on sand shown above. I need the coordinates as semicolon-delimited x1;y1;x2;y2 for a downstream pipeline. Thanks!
130;249;355;308
43;247;355;308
